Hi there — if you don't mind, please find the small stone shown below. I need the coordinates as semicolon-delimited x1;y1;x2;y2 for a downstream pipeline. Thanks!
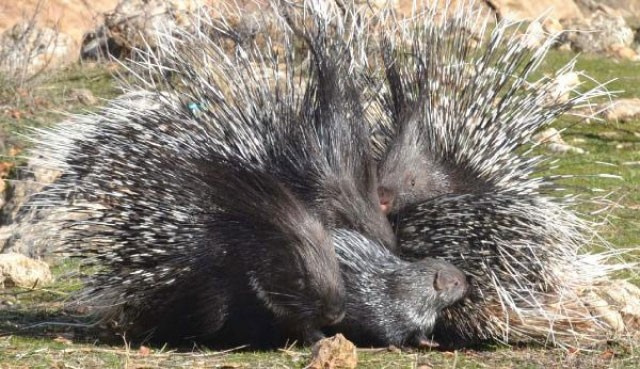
520;20;545;49
608;44;639;60
622;161;640;167
599;131;623;139
0;253;53;288
592;280;640;334
308;334;358;369
549;72;581;104
68;88;97;106
601;98;640;122
557;42;572;52
542;17;563;34
583;290;625;333
616;143;634;149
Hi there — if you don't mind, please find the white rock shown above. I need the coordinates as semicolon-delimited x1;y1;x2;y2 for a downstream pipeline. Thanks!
0;253;53;288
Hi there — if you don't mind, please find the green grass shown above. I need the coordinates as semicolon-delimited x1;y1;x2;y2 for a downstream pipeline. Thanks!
0;63;120;160
536;51;640;260
1;50;639;368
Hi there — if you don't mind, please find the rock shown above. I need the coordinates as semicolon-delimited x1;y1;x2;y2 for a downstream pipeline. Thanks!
520;20;546;49
563;10;634;55
0;185;5;211
0;1;120;46
542;17;564;34
575;0;640;29
308;334;358;369
67;88;97;106
601;98;640;122
0;160;13;216
592;280;640;335
394;0;495;19
354;0;398;10
0;252;53;288
487;0;583;22
82;0;206;60
0;22;76;77
583;289;626;333
547;72;582;104
533;128;587;154
533;128;565;144
557;42;573;51
599;131;624;139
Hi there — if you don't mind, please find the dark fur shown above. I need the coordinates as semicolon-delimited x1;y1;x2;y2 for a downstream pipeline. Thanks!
53;114;345;345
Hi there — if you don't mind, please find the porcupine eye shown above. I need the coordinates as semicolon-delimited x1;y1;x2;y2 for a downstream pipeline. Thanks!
405;173;416;188
294;277;306;291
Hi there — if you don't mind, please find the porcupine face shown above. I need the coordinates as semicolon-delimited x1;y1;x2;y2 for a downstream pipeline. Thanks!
377;119;454;215
392;259;468;327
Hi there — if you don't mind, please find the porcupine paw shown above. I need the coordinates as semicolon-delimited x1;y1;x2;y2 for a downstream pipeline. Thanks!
301;326;327;346
408;331;440;349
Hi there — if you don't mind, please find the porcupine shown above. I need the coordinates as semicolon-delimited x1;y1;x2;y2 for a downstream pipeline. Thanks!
13;2;470;347
368;1;622;347
24;92;349;346
267;1;397;250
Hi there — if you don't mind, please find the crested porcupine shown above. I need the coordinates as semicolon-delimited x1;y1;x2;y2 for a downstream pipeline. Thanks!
17;4;355;345
367;2;626;346
12;0;629;349
27;97;349;345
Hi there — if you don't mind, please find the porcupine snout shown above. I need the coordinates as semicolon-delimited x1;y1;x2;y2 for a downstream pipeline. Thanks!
434;264;470;301
322;302;347;326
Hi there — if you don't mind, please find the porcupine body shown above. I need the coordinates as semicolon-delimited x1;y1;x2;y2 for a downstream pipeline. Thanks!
28;91;351;346
370;1;622;347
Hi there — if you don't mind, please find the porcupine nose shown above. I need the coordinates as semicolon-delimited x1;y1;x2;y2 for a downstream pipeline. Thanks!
378;186;393;214
322;303;346;326
434;266;469;296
